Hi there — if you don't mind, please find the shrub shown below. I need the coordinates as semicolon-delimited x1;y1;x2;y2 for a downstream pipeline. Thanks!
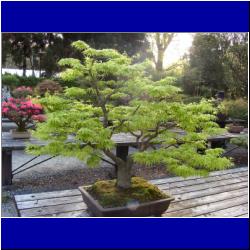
36;80;63;96
230;135;248;149
2;74;20;88
12;86;33;98
223;99;248;121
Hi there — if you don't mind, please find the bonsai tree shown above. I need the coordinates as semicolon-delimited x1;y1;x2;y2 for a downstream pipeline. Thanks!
27;41;233;191
2;97;45;132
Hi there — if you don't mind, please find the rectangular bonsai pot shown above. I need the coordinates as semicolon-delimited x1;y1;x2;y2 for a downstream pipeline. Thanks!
10;129;31;139
78;185;174;217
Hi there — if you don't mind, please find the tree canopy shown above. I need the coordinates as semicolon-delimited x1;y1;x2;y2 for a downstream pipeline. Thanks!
181;33;248;98
2;33;150;77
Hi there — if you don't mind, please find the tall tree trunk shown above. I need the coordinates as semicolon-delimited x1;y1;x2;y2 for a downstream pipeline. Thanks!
116;157;132;189
30;56;35;77
156;48;164;72
22;57;27;77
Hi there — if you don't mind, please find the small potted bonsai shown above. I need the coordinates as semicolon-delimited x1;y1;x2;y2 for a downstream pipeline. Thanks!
27;42;233;217
2;97;45;139
227;122;245;133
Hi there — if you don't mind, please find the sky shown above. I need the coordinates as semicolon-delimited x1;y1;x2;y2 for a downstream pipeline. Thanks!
163;33;194;67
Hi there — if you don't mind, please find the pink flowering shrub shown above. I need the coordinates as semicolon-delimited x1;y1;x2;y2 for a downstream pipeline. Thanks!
12;86;33;98
2;98;45;132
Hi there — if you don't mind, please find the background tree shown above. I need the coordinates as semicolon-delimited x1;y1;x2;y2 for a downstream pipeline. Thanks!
2;33;49;76
2;33;150;77
148;33;175;71
181;33;248;98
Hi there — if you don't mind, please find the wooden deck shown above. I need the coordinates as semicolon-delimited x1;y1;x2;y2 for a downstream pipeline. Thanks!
14;167;249;217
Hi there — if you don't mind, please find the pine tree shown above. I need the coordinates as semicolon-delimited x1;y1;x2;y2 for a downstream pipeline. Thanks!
27;41;233;189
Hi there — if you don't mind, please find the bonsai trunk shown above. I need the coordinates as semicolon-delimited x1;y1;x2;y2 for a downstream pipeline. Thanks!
116;158;132;189
17;122;26;132
104;150;133;189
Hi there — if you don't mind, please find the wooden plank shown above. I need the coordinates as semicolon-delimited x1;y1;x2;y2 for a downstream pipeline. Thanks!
164;195;248;217
15;189;81;202
19;202;87;217
208;132;244;141
167;188;248;213
199;204;249;217
165;176;248;195
170;182;248;201
14;167;248;217
17;195;83;210
2;132;139;150
150;167;248;185
43;210;90;217
236;214;249;218
15;168;247;202
15;171;246;204
158;171;247;190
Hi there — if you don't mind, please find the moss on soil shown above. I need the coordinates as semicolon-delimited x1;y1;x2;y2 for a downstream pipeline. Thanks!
87;177;168;208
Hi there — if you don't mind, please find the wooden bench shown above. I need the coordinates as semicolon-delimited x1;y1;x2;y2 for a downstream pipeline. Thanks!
2;130;247;186
14;167;248;217
2;132;138;185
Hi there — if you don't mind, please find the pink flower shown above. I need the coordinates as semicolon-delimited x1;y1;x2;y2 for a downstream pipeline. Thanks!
2;107;9;113
2;97;44;130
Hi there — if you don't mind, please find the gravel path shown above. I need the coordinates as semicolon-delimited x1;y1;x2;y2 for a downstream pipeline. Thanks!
2;144;248;217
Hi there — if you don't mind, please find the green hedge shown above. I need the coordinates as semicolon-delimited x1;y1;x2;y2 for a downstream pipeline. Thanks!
2;73;44;88
2;73;79;89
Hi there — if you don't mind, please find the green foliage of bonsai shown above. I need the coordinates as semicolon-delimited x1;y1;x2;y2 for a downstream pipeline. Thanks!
88;177;167;208
26;41;233;190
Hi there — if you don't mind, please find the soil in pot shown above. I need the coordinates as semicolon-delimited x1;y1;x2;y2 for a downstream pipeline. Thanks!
87;177;168;208
80;177;174;217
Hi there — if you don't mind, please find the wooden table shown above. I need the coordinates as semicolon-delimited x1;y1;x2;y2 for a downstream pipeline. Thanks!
2;130;246;185
208;132;247;148
2;132;138;185
14;167;248;217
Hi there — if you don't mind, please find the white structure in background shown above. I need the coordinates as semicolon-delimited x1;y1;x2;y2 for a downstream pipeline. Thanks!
1;85;11;102
2;68;45;77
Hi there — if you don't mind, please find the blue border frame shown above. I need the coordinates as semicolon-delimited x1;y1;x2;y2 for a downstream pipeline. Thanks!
2;218;249;249
1;1;249;249
1;1;249;32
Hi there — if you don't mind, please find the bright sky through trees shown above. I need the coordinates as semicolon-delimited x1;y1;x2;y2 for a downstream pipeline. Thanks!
164;33;194;67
